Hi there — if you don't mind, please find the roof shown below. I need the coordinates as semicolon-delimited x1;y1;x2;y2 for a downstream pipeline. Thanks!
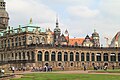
69;38;84;46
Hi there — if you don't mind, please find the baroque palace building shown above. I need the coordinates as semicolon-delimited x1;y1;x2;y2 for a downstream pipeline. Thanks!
1;0;120;70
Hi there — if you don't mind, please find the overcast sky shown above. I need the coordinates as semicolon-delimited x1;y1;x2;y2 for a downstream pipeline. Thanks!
5;0;120;46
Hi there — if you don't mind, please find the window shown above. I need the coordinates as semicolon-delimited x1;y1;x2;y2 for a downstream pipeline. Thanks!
28;36;32;40
81;53;84;61
96;53;101;61
110;53;116;61
58;52;62;61
86;53;90;61
91;53;95;61
64;52;68;61
38;51;42;61
45;51;49;61
70;52;74;61
51;52;56;61
104;53;108;61
76;52;79;61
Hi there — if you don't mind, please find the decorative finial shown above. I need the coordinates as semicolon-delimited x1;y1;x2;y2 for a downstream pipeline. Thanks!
29;18;33;24
56;14;59;27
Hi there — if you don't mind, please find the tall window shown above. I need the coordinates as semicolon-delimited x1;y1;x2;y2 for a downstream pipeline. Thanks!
76;52;79;61
45;51;49;61
8;40;10;48
4;40;6;48
15;37;18;46
81;53;84;61
64;52;68;61
110;53;116;61
58;52;62;61
27;52;30;60
70;52;74;61
86;53;90;61
118;53;120;61
51;52;56;61
38;51;42;61
12;39;14;47
31;51;34;60
91;53;94;61
19;52;21;60
104;53;108;61
96;53;101;61
19;37;21;46
23;52;25;60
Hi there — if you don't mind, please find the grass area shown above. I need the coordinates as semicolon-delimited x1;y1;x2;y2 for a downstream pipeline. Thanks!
90;69;120;73
11;73;120;80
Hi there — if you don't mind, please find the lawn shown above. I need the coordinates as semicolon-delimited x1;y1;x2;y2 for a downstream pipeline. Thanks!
11;73;120;80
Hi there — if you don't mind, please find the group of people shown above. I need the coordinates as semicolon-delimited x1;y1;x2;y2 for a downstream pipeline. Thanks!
31;65;53;72
0;68;5;75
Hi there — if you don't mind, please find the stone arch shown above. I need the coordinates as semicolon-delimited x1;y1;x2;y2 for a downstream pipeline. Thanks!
31;51;35;61
86;53;90;61
70;62;74;67
38;51;42;61
51;51;56;61
19;52;21;60
91;53;95;61
96;53;101;61
103;53;108;61
45;51;49;61
58;52;62;61
110;53;116;61
45;63;49;66
70;52;74;61
81;52;84;61
104;63;108;66
76;52;79;61
64;52;68;61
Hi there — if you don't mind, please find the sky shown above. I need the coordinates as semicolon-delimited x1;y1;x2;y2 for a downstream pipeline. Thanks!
5;0;120;46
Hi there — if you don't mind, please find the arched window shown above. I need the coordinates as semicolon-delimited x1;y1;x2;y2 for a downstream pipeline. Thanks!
15;53;17;59
70;52;74;61
31;51;35;60
110;53;116;61
58;52;62;61
15;37;18;46
27;52;30;60
38;51;42;61
45;51;49;61
91;53;94;61
19;52;21;60
23;52;25;60
118;53;120;61
86;53;90;61
51;52;56;61
76;52;79;61
81;53;84;61
64;52;68;61
104;53;108;61
8;40;10;47
96;53;101;61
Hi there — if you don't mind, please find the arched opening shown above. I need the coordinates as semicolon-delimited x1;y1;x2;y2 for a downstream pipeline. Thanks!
23;52;25;60
64;52;68;61
86;53;90;61
81;53;84;61
58;63;61;66
15;53;17;60
110;53;116;62
71;63;73;66
70;52;74;61
19;52;21;60
76;52;79;61
38;51;42;61
58;52;62;61
96;53;101;61
118;53;120;61
45;51;49;61
27;52;30;60
51;51;56;61
45;63;49;66
31;51;35;61
91;53;95;61
104;53;108;61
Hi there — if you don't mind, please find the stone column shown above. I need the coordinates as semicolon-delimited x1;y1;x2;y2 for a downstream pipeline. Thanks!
62;52;64;61
95;53;97;61
108;53;110;62
55;52;58;61
116;53;118;62
35;50;38;62
42;51;45;61
79;52;81;61
84;53;86;61
49;52;51;61
68;52;70;61
90;53;91;61
74;52;76;61
101;52;103;62
25;52;28;60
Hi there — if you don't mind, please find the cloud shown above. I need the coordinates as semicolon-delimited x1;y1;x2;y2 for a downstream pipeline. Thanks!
67;6;99;18
5;0;56;28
